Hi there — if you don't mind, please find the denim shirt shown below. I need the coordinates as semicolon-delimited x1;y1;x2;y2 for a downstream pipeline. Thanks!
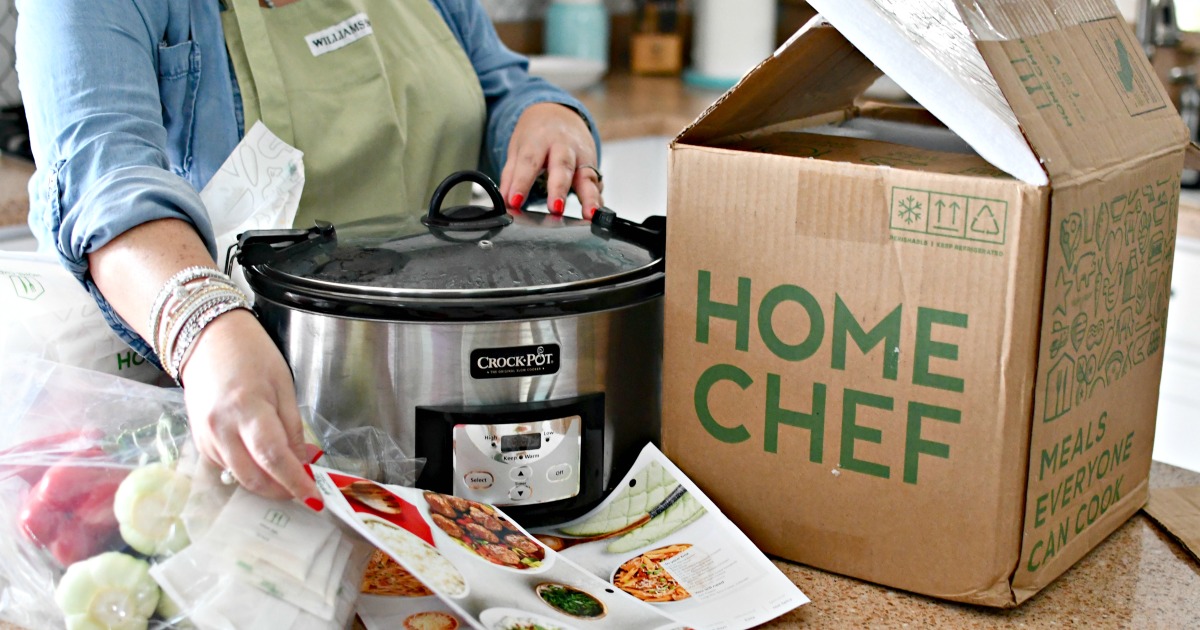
15;0;599;360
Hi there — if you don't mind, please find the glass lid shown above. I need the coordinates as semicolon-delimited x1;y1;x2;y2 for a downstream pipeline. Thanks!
238;171;664;300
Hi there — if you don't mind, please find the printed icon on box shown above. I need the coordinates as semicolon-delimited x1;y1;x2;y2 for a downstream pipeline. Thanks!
929;194;966;236
1148;231;1165;266
1115;38;1135;92
9;274;44;301
1049;320;1069;359
969;205;1001;237
1044;355;1075;423
896;194;924;226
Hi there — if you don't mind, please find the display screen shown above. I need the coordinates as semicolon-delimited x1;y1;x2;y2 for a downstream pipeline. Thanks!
500;432;542;453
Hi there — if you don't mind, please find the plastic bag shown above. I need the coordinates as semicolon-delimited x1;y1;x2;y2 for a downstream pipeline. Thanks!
305;412;424;488
0;359;390;630
0;252;167;384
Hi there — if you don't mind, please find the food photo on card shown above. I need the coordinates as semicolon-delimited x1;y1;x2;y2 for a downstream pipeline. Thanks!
530;445;810;630
313;466;681;629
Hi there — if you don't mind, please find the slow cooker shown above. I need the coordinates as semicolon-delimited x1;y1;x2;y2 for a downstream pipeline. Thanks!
235;171;665;525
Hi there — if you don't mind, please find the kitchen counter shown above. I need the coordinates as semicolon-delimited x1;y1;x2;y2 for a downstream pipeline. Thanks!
1;463;1195;629
575;73;726;141
0;153;32;229
760;461;1200;628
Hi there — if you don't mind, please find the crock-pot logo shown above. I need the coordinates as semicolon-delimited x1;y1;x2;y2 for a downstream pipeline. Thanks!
470;344;560;379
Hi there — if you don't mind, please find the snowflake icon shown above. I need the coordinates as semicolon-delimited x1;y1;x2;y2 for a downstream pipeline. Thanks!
898;195;923;224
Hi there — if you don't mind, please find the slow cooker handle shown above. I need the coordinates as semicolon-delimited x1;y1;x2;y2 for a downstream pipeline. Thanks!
590;207;666;255
422;170;513;231
229;221;337;272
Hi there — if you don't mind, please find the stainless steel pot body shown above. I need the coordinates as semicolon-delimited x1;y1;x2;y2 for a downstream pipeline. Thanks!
255;295;663;507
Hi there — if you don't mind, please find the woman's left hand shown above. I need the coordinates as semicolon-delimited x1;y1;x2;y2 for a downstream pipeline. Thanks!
500;102;603;220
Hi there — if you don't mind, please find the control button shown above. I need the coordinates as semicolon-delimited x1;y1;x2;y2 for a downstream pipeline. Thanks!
463;471;494;490
509;484;533;501
546;463;572;483
510;466;532;482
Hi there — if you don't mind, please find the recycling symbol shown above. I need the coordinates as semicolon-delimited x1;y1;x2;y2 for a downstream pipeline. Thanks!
970;205;1001;236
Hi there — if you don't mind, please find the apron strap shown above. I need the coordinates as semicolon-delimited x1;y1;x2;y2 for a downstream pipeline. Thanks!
228;0;295;144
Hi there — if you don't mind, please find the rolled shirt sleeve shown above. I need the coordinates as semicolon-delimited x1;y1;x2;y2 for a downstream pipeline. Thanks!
430;0;603;179
16;0;221;357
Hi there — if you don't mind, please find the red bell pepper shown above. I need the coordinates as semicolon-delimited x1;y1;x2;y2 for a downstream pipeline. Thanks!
0;428;104;486
18;448;128;567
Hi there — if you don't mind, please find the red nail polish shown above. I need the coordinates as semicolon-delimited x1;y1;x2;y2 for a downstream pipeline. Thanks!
511;193;525;208
585;206;598;220
302;463;315;480
552;198;565;215
305;497;325;512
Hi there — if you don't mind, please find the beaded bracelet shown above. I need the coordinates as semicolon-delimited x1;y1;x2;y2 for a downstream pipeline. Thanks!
147;267;223;355
155;281;230;361
161;289;239;370
169;293;251;383
147;267;252;382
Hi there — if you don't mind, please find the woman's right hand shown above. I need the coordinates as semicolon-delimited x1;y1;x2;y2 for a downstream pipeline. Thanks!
179;309;322;509
87;218;320;508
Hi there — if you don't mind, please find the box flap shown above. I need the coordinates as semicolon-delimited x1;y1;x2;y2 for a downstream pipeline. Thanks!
1186;141;1200;171
963;0;1187;184
807;0;1046;185
676;17;882;146
1144;486;1200;564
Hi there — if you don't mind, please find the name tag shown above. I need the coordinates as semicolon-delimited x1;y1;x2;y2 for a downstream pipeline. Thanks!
305;12;373;57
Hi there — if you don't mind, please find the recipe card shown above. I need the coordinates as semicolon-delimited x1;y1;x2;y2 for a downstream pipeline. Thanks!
314;445;807;630
531;445;810;630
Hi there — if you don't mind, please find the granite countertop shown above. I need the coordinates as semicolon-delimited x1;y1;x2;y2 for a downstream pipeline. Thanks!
761;461;1200;628
1;464;1194;629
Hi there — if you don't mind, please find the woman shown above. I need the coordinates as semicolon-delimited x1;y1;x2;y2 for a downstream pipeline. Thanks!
15;0;603;511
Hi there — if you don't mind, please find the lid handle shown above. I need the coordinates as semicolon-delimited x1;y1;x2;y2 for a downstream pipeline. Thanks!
422;170;514;231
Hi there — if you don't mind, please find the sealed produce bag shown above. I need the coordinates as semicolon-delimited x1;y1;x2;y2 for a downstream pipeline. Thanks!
0;359;369;630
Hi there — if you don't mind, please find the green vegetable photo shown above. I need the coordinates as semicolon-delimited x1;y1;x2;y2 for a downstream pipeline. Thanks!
534;582;606;619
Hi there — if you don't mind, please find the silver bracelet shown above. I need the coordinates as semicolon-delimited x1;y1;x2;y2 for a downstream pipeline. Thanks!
149;267;249;378
148;267;228;360
172;298;252;385
161;286;250;380
157;281;235;365
154;280;224;359
162;290;231;375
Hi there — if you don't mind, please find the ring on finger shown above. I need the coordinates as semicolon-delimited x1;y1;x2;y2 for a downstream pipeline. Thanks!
577;164;603;182
220;468;237;486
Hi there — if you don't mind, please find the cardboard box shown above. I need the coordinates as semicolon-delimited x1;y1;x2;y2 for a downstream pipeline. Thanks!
661;0;1196;606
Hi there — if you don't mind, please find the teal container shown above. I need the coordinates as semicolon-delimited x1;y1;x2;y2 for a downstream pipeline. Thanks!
544;0;610;64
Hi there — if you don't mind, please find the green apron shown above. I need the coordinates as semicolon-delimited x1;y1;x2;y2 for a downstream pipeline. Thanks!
221;0;486;226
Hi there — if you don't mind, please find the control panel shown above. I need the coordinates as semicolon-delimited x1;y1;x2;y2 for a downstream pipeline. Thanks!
452;417;581;506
